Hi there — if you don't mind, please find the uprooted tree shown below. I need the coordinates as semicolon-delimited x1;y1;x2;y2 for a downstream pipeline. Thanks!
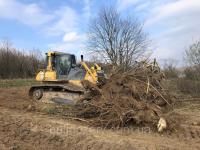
88;6;148;71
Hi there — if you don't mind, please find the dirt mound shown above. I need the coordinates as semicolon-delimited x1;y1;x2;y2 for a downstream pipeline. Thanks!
76;66;174;130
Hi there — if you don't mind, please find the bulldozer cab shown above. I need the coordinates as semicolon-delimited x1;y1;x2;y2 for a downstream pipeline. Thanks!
46;52;76;80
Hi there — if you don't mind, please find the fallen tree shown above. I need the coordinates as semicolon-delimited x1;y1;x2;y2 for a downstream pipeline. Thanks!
75;62;174;131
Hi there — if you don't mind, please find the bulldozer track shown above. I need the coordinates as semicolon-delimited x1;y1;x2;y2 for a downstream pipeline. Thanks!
29;83;86;104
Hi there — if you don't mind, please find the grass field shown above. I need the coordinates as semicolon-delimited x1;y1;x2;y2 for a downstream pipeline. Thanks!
0;78;37;88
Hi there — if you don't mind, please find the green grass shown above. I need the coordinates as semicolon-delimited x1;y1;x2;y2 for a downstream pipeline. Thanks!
0;78;38;88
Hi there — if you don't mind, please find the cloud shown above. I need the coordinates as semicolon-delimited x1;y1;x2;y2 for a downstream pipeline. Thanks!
63;32;78;42
116;0;200;65
44;0;91;37
0;0;81;37
45;6;79;36
48;32;88;60
144;0;200;65
0;0;92;58
48;33;86;56
48;42;85;53
117;0;139;11
145;0;200;27
135;1;151;12
46;0;91;57
0;0;53;26
63;32;84;42
83;0;91;20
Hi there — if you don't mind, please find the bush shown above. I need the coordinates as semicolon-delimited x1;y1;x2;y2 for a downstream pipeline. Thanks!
176;78;200;95
163;65;179;79
184;67;200;80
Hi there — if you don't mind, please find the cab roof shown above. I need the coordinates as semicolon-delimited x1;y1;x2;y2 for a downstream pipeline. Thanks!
46;51;73;56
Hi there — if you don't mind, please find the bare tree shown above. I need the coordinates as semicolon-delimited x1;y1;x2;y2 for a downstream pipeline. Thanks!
186;41;200;66
88;6;148;71
185;40;200;80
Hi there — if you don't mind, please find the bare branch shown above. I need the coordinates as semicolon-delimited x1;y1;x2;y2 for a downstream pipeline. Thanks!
88;6;148;71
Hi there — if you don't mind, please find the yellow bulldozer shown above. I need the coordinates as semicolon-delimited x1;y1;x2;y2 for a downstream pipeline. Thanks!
29;51;105;103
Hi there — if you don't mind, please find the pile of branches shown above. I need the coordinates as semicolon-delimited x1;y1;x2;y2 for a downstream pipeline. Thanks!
75;63;174;129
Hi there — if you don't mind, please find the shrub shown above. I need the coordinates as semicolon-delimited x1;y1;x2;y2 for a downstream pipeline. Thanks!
176;78;200;95
184;67;200;80
163;65;179;79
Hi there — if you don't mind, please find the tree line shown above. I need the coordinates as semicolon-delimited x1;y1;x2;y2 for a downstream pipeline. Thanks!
0;41;43;79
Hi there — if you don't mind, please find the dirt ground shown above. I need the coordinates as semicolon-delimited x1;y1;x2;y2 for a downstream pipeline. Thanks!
0;87;200;150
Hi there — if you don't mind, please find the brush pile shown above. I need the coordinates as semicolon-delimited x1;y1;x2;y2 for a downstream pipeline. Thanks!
75;62;174;129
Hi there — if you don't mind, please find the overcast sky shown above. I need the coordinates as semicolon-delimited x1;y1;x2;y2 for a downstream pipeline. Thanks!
0;0;199;65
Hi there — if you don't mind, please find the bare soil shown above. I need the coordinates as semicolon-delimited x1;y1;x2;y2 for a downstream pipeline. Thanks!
0;87;200;150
